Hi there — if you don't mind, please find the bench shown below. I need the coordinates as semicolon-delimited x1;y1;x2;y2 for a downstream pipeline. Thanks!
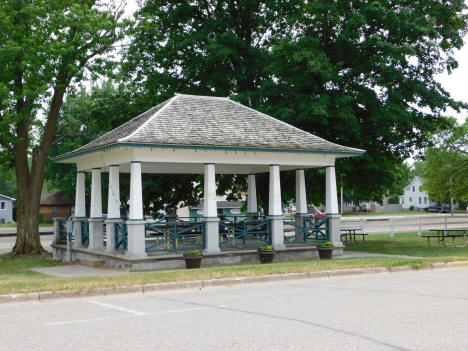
341;228;367;244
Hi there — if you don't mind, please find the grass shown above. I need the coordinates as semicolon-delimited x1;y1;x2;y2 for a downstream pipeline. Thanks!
0;253;428;295
1;232;467;295
0;223;53;228
345;232;468;261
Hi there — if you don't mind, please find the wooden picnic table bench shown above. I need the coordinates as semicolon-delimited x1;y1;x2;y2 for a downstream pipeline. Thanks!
341;228;368;244
422;228;468;247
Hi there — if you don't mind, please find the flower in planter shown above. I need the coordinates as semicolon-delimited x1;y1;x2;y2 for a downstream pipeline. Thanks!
258;245;274;251
184;249;202;256
319;241;332;247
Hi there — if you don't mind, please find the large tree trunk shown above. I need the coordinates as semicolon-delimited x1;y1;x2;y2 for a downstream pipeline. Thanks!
12;84;67;256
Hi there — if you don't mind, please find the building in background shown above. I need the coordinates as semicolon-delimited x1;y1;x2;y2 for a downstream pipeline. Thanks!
0;194;15;223
399;176;433;209
40;191;75;220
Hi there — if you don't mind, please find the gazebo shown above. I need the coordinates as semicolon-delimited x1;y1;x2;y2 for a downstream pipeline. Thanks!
52;94;364;269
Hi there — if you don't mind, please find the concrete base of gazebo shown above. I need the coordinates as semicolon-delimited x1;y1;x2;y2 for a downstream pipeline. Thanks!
52;244;343;271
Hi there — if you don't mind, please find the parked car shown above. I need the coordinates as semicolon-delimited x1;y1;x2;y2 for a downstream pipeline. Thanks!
308;206;325;217
424;204;450;213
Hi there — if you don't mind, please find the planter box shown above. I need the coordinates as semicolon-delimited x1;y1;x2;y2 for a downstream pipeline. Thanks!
317;247;333;259
258;250;276;264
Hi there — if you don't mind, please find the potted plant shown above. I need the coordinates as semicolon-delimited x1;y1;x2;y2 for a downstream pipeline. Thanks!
183;250;203;269
258;245;276;264
317;241;333;259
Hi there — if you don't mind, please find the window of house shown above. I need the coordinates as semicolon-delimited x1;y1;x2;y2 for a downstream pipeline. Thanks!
402;199;404;204
413;186;415;192
0;201;5;210
53;207;59;214
217;208;224;215
419;197;421;204
410;197;412;202
424;197;427;204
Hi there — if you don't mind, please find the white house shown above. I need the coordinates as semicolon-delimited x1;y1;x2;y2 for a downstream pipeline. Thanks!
399;176;432;209
0;194;15;223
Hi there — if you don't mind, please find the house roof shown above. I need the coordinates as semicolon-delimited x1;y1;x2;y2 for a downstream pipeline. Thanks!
40;191;74;206
404;176;425;191
60;94;364;158
0;194;15;201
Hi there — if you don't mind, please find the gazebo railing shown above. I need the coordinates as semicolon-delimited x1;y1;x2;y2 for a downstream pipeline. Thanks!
80;220;89;247
283;216;329;244
114;222;128;251
56;219;68;244
145;221;206;252
219;217;271;249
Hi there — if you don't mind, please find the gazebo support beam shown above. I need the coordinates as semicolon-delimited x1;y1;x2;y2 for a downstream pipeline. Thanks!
295;169;308;241
88;168;104;250
326;165;343;254
105;165;121;254
203;163;220;254
246;174;257;220
73;171;86;248
127;161;146;258
268;165;285;249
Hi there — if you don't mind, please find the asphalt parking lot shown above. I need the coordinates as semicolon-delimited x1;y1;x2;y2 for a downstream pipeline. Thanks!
2;267;468;350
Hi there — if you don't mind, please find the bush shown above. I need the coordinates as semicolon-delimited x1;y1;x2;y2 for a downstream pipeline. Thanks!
409;205;415;211
387;195;400;204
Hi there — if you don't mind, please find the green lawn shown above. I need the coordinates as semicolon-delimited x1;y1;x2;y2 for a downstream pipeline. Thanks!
1;232;467;296
0;223;53;228
0;253;429;295
345;232;468;261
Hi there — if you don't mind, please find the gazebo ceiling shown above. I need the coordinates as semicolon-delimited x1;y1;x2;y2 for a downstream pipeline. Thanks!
55;94;364;164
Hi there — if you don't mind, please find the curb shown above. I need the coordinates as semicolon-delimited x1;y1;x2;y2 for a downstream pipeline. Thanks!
0;261;465;304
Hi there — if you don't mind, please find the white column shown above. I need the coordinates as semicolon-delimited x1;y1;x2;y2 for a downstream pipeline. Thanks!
326;166;339;214
269;165;282;216
203;163;220;254
203;163;217;218
247;174;257;215
107;165;121;219
88;168;104;250
106;165;121;253
268;165;285;249
90;168;102;218
75;172;86;218
126;161;146;257
129;162;143;220
325;164;343;255
295;170;307;214
295;169;308;241
73;172;86;248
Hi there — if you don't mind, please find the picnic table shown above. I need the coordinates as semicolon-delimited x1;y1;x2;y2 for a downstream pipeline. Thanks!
341;228;367;244
422;228;468;247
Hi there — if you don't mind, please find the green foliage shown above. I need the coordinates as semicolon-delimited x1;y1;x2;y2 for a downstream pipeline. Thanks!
320;241;332;247
124;0;468;204
258;245;274;251
387;195;400;205
184;249;201;256
409;205;415;211
422;119;467;202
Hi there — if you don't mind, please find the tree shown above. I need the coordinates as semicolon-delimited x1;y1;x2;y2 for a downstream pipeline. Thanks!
423;120;468;204
125;0;467;208
47;83;205;217
0;0;127;255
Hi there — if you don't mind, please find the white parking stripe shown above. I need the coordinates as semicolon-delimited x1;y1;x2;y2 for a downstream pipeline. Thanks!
44;306;216;326
88;300;147;316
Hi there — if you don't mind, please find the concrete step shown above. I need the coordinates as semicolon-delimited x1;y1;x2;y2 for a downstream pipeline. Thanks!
79;259;105;268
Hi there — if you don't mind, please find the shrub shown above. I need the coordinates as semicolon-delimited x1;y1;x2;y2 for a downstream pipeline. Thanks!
409;205;415;211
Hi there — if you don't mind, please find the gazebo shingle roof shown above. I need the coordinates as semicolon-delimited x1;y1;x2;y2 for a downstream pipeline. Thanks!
71;94;364;155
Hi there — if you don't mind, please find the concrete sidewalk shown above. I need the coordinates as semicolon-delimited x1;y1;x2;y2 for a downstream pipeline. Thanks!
31;265;131;278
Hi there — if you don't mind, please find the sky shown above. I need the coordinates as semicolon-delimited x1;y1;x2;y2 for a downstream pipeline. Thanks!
436;45;468;125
